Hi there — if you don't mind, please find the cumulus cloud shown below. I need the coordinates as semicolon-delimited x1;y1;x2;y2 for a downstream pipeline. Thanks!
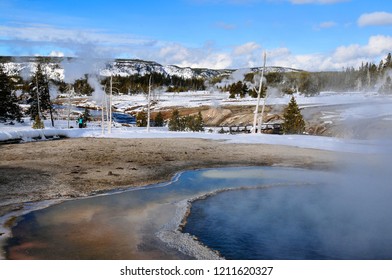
231;42;262;68
333;35;392;60
266;35;392;71
358;12;392;27
49;50;64;57
1;20;391;72
159;43;191;63
233;42;261;56
148;42;232;69
0;23;156;57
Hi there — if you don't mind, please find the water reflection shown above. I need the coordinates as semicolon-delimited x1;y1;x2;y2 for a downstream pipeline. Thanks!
5;167;333;259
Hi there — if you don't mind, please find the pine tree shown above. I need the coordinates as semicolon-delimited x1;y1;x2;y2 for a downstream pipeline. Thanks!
282;96;305;134
168;110;204;132
379;76;392;94
229;81;244;98
0;66;22;122
82;107;92;127
136;111;147;127
168;109;181;131
74;76;94;95
27;64;55;127
240;83;248;98
32;114;44;129
193;111;204;132
154;111;164;127
384;53;392;69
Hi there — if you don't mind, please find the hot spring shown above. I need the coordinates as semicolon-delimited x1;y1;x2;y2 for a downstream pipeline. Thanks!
3;166;392;260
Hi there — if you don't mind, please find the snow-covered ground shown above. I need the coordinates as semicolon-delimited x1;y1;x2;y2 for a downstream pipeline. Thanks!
0;117;390;155
1;90;392;154
103;90;387;112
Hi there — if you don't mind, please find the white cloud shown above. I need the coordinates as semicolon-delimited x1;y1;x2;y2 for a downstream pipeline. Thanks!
150;43;233;69
332;35;392;61
159;44;190;63
358;12;392;27
1;21;391;72
233;42;261;56
49;50;64;57
231;42;262;68
0;23;156;57
266;35;392;71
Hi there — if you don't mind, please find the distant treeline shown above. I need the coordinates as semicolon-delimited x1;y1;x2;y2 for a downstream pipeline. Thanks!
1;53;392;99
100;73;206;94
0;56;206;95
220;53;392;98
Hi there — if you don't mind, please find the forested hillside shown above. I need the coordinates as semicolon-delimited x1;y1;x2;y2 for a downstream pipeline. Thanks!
1;54;392;123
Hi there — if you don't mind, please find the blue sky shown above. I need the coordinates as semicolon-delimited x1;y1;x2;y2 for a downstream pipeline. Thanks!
0;0;392;70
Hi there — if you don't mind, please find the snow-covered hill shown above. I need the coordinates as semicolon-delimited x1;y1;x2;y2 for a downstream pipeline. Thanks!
0;56;301;81
0;56;63;80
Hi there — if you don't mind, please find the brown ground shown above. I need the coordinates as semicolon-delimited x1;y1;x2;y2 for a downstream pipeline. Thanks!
0;137;339;218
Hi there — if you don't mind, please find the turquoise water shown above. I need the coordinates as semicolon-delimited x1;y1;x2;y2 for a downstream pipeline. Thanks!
4;166;392;259
184;186;392;259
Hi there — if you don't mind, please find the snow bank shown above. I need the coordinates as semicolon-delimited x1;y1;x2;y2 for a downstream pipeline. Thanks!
1;90;391;154
1;124;387;155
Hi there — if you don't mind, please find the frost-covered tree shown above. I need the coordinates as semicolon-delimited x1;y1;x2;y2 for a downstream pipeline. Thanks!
379;76;392;94
0;66;22;122
282;96;305;134
27;63;55;127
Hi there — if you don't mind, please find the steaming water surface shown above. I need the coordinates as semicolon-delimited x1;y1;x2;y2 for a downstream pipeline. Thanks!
4;166;392;260
184;186;392;259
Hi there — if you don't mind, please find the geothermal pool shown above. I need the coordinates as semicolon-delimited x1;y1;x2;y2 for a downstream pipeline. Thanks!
4;166;392;260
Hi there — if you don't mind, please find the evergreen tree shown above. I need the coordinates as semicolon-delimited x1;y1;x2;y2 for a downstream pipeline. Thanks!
240;83;248;98
229;81;244;98
249;88;258;98
27;64;55;127
282;96;305;134
82;107;93;126
384;53;392;69
379;76;392;94
193;111;204;132
136;110;147;127
168;109;181;131
0;66;22;122
32;114;44;129
154;111;164;127
168;110;204;132
74;75;94;95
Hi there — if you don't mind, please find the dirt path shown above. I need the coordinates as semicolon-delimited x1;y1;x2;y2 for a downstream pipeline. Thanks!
0;137;339;217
